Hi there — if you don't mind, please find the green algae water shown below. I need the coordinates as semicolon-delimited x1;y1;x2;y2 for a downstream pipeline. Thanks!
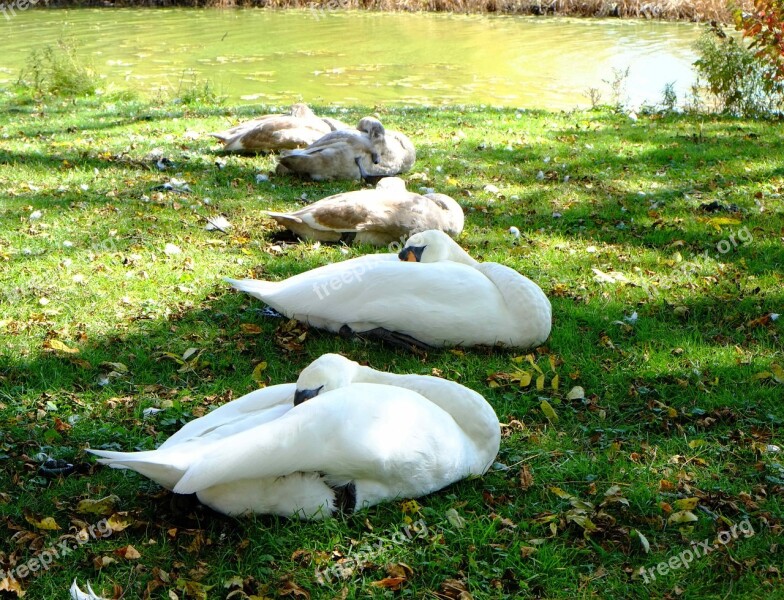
0;9;700;109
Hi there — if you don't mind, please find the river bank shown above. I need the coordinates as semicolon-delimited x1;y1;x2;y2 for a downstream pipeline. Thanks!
34;0;747;23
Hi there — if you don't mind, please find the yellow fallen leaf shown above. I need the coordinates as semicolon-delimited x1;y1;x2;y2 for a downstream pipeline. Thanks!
567;386;585;400
674;497;699;510
566;512;597;533
540;400;558;422
45;339;79;354
106;513;133;532
252;361;268;384
76;495;121;516
708;216;741;228
536;374;545;391
771;363;784;384
551;373;560;391
668;510;699;524
550;486;574;500
25;515;60;530
526;354;544;374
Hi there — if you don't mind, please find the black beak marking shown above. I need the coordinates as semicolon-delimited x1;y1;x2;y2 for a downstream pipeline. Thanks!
398;245;427;262
294;386;323;406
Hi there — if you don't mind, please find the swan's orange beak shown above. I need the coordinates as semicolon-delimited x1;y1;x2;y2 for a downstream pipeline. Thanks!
398;245;426;262
399;248;418;262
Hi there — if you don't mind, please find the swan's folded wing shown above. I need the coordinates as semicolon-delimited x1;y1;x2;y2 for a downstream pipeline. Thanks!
171;400;347;494
172;385;430;494
159;383;296;449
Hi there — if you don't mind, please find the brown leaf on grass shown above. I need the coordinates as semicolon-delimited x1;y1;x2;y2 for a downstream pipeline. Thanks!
370;577;406;590
435;578;473;600
386;562;414;579
291;549;312;565
54;417;72;432
520;545;537;558
745;313;775;329
114;544;141;559
93;555;116;569
274;319;308;353
519;465;534;490
0;576;25;597
370;563;414;590
277;578;310;599
240;323;262;335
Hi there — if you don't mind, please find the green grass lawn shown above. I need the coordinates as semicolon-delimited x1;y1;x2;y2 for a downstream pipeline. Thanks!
0;91;782;599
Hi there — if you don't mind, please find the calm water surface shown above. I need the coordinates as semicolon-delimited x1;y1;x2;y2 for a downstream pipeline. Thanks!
0;9;701;109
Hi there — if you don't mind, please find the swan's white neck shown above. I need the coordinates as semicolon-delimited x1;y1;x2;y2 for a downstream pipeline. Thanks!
446;244;479;267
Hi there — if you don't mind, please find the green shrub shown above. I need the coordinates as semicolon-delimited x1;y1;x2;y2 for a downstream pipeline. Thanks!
693;26;784;116
17;38;98;98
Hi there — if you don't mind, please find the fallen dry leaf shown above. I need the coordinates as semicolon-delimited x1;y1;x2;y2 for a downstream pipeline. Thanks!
519;464;534;490
277;578;310;599
436;578;473;600
44;339;79;354
76;495;121;516
668;510;699;524
24;513;60;530
114;544;141;560
0;576;25;597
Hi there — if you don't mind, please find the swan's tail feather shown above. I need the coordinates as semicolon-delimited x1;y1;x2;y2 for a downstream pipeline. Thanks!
87;449;185;490
264;211;303;224
224;277;279;299
278;153;314;173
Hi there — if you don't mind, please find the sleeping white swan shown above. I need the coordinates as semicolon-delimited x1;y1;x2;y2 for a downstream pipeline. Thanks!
265;177;464;245
87;354;500;519
227;230;551;348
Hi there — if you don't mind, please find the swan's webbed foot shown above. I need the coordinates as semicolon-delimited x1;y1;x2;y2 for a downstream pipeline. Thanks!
360;327;432;353
255;306;284;319
331;481;357;515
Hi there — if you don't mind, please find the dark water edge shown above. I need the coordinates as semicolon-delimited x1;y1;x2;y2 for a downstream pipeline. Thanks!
24;0;737;23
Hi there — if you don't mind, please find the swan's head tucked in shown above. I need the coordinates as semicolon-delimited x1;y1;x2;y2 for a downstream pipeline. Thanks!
357;117;385;142
294;353;361;405
398;229;459;263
